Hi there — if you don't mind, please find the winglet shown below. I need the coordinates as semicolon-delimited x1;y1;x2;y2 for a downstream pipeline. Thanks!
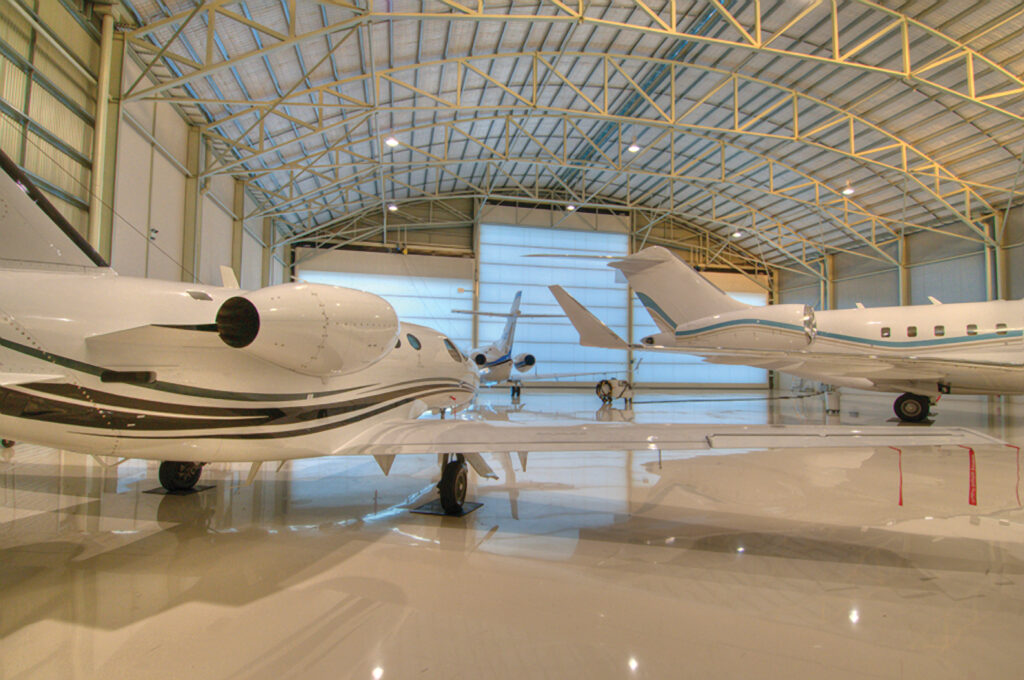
549;285;629;349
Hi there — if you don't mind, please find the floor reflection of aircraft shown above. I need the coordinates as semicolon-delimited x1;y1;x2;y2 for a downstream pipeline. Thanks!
0;149;1004;517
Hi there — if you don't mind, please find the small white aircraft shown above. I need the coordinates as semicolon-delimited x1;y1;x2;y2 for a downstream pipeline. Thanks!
551;246;1024;423
454;290;558;398
0;153;1000;515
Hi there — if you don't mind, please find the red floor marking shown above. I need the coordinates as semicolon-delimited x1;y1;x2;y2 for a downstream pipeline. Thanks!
959;445;977;506
889;446;903;506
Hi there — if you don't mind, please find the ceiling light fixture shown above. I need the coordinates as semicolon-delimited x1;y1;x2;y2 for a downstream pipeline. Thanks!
732;230;743;238
387;203;398;212
384;136;399;147
842;180;855;196
566;204;577;212
627;141;640;153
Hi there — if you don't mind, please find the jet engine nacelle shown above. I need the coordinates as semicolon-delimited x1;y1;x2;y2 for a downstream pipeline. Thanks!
642;304;816;350
472;352;489;367
514;353;536;372
215;283;399;377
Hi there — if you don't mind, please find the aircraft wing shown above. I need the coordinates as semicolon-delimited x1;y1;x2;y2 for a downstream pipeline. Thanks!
549;285;629;349
336;420;1000;456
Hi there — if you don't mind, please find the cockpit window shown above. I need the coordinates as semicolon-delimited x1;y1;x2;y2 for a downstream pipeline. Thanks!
406;334;421;350
443;338;465;363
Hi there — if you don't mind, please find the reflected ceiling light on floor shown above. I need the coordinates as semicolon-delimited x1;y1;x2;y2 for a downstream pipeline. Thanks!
627;141;641;153
387;203;398;212
849;609;859;624
372;667;384;680
736;546;745;553
842;180;855;196
628;658;639;672
384;136;399;147
566;204;577;211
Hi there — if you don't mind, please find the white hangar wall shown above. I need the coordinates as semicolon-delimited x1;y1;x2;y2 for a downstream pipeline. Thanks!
779;212;1024;312
111;59;273;287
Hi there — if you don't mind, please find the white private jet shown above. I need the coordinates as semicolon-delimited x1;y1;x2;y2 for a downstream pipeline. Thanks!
455;291;561;398
0;152;1000;514
551;246;1024;423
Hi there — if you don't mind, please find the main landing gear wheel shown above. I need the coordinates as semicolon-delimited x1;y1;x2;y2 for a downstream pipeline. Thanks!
438;455;468;515
596;379;614;404
894;393;930;423
159;461;204;492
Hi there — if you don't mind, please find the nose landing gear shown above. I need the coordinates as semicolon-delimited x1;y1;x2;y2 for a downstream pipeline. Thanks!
437;454;468;515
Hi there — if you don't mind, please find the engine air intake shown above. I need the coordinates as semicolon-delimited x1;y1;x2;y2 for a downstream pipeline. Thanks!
216;296;260;348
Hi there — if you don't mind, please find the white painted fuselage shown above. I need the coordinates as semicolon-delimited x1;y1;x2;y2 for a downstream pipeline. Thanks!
0;269;478;463
650;300;1024;396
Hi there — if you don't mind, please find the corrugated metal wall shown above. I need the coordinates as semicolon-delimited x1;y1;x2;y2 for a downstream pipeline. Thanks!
0;4;95;234
780;211;1024;310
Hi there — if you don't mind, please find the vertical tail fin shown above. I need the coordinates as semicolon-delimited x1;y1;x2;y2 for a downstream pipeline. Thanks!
611;246;750;332
496;291;522;353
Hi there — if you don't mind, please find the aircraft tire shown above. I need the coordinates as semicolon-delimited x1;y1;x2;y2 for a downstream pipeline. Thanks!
596;379;614;403
159;461;203;492
894;393;930;423
1;439;14;448
438;459;468;515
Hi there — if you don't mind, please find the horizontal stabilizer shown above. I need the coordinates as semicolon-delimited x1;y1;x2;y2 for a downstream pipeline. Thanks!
0;148;108;270
452;309;561;318
548;285;628;349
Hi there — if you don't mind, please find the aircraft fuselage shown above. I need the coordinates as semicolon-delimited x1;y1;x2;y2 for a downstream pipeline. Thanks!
0;269;478;462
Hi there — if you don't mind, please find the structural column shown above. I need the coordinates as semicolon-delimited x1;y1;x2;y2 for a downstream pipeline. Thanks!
87;0;120;259
181;126;203;282
819;253;835;310
989;210;1008;301
897;233;910;306
231;180;245;283
261;217;274;288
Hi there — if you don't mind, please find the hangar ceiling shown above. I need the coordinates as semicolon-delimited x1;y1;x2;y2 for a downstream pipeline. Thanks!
118;0;1024;277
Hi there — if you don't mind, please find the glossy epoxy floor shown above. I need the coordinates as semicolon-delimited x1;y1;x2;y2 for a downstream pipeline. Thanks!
2;389;1023;679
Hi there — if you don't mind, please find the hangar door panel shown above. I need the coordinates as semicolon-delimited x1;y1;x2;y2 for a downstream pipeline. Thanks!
478;223;629;380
